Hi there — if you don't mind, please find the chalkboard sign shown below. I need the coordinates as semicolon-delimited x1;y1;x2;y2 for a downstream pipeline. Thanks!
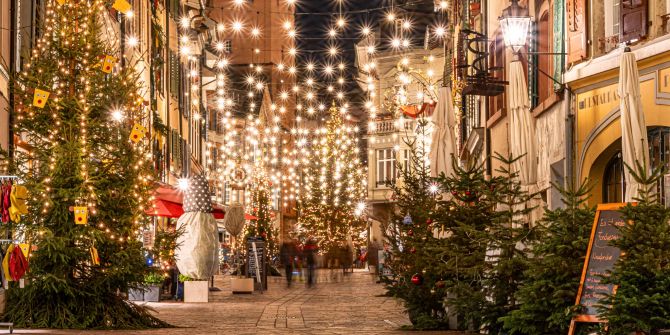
246;237;266;291
569;203;630;334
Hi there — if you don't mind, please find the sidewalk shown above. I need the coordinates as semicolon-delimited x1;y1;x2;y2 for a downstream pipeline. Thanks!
4;270;463;334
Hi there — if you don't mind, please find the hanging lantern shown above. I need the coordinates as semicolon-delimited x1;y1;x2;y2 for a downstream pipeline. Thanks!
403;213;413;225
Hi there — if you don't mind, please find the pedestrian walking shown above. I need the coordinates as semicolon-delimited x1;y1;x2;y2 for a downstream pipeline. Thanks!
280;239;297;287
303;237;318;287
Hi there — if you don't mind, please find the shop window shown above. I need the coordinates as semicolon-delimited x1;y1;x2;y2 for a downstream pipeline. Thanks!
603;151;625;203
603;128;670;204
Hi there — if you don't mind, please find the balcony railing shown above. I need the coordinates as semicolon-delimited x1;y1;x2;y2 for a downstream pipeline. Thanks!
368;119;416;135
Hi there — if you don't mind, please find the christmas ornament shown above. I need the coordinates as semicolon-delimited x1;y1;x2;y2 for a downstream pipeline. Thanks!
112;0;132;14
403;213;412;225
409;247;416;254
56;0;66;5
407;229;414;236
426;218;432;225
100;55;117;74
436;280;446;288
411;273;423;285
74;206;88;225
90;246;100;266
18;243;30;258
129;123;146;143
32;89;50;108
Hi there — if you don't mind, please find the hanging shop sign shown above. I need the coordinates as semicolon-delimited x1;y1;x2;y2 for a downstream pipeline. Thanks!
568;203;630;334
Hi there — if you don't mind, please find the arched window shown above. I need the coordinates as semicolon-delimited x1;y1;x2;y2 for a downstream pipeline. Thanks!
603;151;625;203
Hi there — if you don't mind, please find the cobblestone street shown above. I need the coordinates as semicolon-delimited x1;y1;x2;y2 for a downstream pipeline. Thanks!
6;270;458;334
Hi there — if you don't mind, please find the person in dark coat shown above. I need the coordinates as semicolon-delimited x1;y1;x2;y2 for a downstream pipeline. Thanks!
279;240;297;287
303;237;318;287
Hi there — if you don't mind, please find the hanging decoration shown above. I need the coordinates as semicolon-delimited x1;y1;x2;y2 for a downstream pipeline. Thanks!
32;89;50;108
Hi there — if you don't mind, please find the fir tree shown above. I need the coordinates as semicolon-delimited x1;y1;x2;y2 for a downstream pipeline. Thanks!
598;162;670;335
431;161;496;331
297;105;367;253
382;142;447;329
501;182;595;334
481;153;535;334
1;0;166;328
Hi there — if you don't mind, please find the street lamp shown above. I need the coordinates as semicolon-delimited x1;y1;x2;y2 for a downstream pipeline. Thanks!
499;0;531;53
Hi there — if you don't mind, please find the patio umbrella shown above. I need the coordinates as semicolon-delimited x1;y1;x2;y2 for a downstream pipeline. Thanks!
429;86;457;178
619;49;649;202
509;60;537;186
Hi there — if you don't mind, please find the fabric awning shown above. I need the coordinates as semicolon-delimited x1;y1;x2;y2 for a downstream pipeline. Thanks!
619;50;649;202
509;60;537;186
429;86;457;178
145;184;256;220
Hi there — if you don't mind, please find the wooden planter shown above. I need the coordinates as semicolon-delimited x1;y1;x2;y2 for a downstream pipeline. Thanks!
231;277;254;294
184;280;209;303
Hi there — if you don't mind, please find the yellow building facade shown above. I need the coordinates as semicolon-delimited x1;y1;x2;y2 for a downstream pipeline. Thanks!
569;46;670;205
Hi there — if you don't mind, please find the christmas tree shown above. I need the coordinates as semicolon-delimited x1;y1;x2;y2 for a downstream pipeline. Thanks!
598;162;670;334
246;179;274;247
501;182;595;334
297;104;367;253
480;154;535;334
1;0;166;328
382;142;447;329
431;161;496;330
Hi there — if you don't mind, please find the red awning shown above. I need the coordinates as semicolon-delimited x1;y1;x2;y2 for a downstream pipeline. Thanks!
145;184;254;221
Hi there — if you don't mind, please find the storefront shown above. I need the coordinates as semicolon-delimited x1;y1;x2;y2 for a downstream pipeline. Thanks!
570;51;670;205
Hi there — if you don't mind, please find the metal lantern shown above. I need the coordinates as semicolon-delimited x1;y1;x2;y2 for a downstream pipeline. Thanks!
499;0;531;53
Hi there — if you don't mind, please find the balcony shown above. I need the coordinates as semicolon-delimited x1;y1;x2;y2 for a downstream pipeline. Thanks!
368;119;416;135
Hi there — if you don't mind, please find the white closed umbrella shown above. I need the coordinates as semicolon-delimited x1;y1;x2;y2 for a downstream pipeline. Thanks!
509;60;537;186
429;86;457;178
619;50;649;202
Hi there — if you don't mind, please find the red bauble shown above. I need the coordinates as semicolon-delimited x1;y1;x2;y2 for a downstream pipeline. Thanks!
407;229;414;236
451;190;458;196
436;280;446;288
465;191;472;196
426;218;433;225
411;273;423;285
409;247;416;254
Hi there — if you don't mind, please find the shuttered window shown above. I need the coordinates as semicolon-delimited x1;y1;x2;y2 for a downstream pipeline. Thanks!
169;50;180;99
620;0;647;43
567;0;587;63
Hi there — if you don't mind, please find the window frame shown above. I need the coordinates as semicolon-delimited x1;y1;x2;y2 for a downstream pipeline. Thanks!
376;148;397;187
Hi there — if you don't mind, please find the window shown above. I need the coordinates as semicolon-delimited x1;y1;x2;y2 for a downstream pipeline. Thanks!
620;0;647;43
376;148;397;186
603;152;625;203
487;30;505;120
221;40;232;53
169;50;180;99
536;11;552;104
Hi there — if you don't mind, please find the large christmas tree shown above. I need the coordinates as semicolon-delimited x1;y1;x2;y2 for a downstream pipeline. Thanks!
1;0;166;328
297;105;367;253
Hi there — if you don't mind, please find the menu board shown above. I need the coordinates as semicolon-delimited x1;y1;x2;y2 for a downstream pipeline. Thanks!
246;237;266;291
571;203;628;330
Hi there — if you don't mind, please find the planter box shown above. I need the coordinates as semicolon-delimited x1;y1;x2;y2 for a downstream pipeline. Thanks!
184;280;209;303
144;285;160;302
128;288;144;301
231;277;254;294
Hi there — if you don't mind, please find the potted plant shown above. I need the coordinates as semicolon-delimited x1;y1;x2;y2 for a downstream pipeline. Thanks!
181;274;209;303
144;273;164;302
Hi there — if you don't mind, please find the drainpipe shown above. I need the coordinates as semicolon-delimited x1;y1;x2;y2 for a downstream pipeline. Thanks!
8;0;17;160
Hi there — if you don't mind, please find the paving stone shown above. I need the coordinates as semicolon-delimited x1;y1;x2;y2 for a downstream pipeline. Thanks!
7;270;463;335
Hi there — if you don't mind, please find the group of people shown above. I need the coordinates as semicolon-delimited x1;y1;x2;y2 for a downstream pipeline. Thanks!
279;238;319;287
